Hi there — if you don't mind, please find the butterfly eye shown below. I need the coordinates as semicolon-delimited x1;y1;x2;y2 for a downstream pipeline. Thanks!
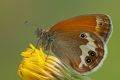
88;50;96;57
85;57;92;63
80;33;86;38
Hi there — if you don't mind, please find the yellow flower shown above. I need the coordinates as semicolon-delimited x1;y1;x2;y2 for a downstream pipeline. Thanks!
18;44;65;80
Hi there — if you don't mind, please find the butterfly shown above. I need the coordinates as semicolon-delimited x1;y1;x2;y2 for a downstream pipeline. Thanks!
36;14;112;74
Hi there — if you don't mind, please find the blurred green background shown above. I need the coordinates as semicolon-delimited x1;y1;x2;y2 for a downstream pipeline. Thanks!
0;0;119;80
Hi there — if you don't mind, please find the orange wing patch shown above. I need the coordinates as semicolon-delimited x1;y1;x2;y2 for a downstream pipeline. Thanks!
49;14;112;42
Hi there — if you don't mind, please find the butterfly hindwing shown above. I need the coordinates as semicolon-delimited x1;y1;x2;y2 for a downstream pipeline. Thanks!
51;31;83;68
50;31;105;73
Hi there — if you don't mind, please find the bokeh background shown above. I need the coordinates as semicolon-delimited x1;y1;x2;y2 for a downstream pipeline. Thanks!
0;0;119;80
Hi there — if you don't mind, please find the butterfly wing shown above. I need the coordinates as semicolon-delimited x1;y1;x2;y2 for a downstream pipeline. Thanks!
49;14;112;43
47;14;112;74
50;31;105;74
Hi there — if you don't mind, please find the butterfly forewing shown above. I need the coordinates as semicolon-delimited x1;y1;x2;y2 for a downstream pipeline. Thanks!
49;14;112;43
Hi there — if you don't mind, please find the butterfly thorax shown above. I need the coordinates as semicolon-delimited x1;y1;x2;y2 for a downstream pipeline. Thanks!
36;28;54;51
